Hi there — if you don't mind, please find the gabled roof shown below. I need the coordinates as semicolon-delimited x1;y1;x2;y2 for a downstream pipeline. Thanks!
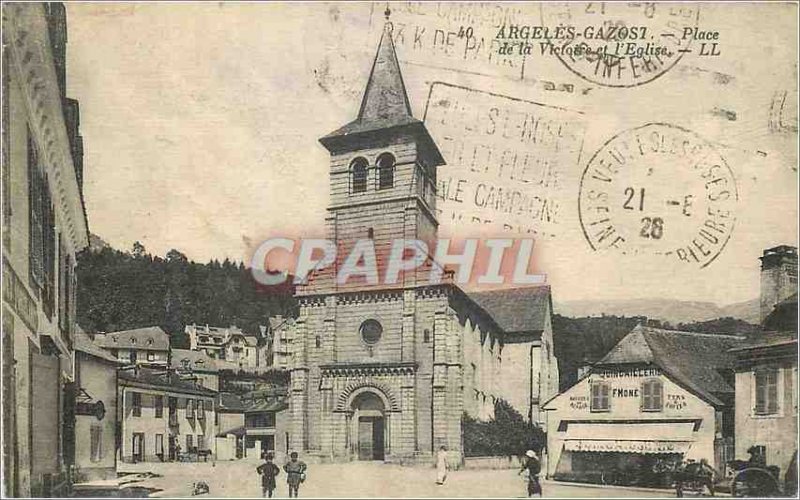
95;326;170;351
118;368;217;397
596;325;744;406
763;292;798;332
468;286;551;336
729;329;798;352
217;392;246;412
74;331;120;364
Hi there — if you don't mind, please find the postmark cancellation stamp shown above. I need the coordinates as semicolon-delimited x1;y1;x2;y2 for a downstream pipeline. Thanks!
578;122;738;268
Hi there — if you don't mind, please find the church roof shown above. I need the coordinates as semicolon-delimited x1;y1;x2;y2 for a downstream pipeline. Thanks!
468;286;551;336
319;20;444;165
595;325;744;406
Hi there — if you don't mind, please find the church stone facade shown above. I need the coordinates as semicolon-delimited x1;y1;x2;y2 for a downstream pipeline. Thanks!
282;18;558;464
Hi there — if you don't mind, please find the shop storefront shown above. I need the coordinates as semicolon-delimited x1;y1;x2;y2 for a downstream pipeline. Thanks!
543;326;742;487
558;438;691;487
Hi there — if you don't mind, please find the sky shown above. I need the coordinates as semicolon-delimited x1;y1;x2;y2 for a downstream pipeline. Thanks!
65;2;798;306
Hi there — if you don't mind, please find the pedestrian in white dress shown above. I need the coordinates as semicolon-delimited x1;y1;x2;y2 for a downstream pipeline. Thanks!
436;446;449;485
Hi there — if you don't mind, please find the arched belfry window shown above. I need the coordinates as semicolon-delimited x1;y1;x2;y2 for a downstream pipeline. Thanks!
350;157;368;194
377;152;395;190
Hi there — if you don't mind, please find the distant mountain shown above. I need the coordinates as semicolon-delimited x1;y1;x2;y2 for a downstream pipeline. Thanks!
555;297;760;325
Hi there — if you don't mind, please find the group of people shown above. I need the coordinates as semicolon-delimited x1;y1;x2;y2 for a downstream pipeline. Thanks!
258;447;543;498
256;452;307;498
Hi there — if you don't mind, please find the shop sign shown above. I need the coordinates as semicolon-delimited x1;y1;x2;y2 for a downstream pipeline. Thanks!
569;396;588;410
565;439;688;454
595;367;660;379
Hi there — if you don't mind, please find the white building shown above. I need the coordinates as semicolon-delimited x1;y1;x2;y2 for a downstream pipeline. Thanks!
185;324;263;369
543;325;743;485
94;326;170;368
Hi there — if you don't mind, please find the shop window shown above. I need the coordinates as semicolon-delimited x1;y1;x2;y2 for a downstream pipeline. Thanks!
154;395;163;418
350;157;368;194
377;152;395;190
246;411;276;429
590;381;610;412
641;379;663;412
186;434;194;450
131;392;142;417
755;368;779;415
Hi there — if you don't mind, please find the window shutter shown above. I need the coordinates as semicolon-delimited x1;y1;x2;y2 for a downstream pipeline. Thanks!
755;371;767;414
654;380;663;410
28;132;44;288
767;370;779;414
641;381;649;411
600;383;609;410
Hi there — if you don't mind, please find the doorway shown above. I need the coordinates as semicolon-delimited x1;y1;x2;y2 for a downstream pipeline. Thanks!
132;433;144;463
358;417;385;460
168;435;176;461
352;391;386;461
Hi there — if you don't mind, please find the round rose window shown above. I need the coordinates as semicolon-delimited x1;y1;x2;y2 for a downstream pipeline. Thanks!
359;319;383;345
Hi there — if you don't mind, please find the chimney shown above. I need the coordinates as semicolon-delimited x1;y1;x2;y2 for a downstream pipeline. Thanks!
759;245;798;324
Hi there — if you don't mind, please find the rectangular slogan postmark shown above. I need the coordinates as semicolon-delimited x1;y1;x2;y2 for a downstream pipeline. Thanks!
424;82;585;239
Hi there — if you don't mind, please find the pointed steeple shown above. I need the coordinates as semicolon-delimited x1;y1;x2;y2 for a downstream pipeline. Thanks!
357;11;413;125
319;7;444;167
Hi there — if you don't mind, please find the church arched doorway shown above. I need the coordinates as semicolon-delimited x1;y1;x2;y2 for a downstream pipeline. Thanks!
351;391;386;461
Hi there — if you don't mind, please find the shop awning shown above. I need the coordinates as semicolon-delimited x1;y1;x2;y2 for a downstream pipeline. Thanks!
564;439;692;454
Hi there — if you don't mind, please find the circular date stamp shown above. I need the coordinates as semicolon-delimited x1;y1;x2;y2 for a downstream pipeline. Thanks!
540;3;701;88
578;123;738;268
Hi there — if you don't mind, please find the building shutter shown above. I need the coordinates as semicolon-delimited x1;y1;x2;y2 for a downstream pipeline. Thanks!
755;369;779;415
767;370;779;414
30;352;59;475
90;426;102;462
28;132;44;288
653;380;663;410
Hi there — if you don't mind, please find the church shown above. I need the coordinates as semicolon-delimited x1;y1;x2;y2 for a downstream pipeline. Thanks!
281;12;559;464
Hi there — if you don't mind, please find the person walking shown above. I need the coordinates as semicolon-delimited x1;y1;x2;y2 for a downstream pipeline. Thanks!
519;450;542;497
284;451;307;498
256;452;280;498
436;446;449;485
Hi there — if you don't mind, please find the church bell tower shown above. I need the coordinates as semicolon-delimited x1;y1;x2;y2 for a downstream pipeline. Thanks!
317;9;445;290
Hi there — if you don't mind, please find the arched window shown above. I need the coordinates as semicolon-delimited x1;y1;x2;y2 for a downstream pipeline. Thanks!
350;157;368;194
377;152;395;190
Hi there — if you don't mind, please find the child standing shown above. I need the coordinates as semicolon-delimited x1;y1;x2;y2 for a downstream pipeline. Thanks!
256;452;280;498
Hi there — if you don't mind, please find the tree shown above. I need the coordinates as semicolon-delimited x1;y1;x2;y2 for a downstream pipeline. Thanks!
76;238;297;343
462;399;545;457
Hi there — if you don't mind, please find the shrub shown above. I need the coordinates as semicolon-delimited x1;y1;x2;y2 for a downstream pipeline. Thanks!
462;399;545;457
